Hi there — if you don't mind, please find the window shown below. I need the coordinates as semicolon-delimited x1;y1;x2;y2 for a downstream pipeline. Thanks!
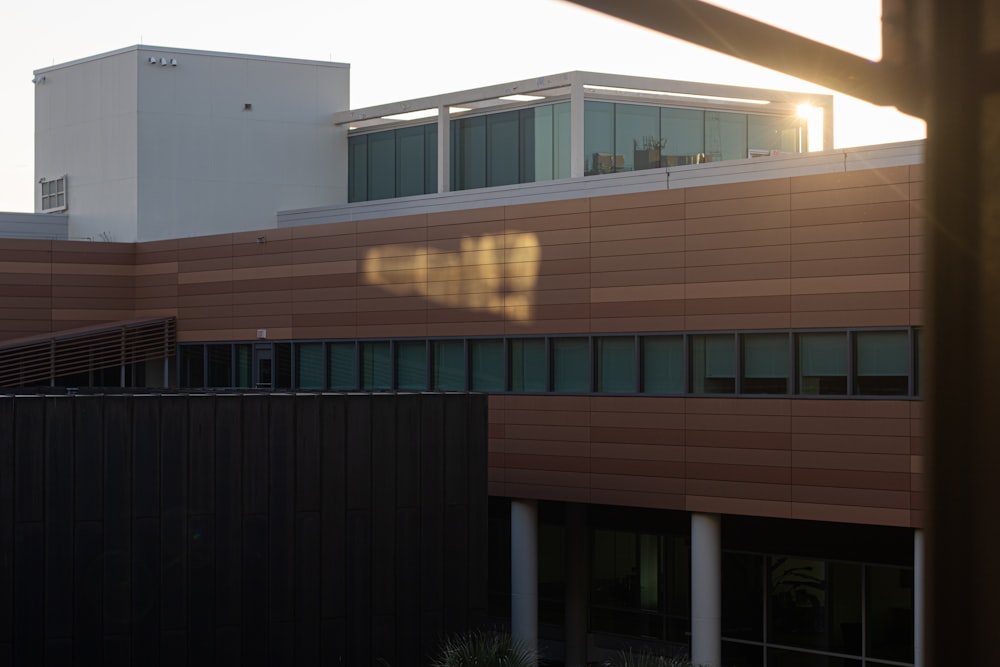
40;175;67;212
206;344;232;388
597;336;636;393
328;342;357;390
742;333;789;394
471;339;504;392
615;104;661;172
691;334;735;393
295;342;324;389
798;332;847;395
396;340;427;390
642;335;684;393
705;111;747;162
661;107;705;166
584;101;615;175
552;338;589;393
180;345;205;387
510;339;545;392
433;340;465;390
361;341;391;390
855;331;909;395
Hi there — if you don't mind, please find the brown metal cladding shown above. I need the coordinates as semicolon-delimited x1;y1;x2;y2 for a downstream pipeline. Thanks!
0;167;925;526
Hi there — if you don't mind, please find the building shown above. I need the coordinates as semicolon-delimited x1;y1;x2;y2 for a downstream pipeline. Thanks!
1;46;922;667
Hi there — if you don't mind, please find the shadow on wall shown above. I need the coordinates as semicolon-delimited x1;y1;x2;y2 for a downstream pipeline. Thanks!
363;232;541;322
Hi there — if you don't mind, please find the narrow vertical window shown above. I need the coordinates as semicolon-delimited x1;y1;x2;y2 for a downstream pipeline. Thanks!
348;135;368;202
597;336;635;393
798;332;847;395
295;342;324;389
510;339;546;392
433;340;466;390
328;342;357;390
741;333;789;394
471;339;505;392
396;340;427;390
552;338;589;393
207;344;233;388
642;335;684;394
691;334;735;393
361;341;391;390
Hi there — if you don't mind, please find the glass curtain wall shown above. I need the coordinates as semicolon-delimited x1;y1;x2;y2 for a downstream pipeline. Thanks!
348;123;437;202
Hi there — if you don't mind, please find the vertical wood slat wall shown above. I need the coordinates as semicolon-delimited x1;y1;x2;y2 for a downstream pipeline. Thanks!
0;392;487;667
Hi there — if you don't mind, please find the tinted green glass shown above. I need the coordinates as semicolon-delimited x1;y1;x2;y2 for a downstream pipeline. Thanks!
424;123;438;194
471;339;504;391
642;335;684;393
328;342;357;390
597;336;635;393
552;338;589;392
295;342;324;389
396;340;426;390
661;107;705;166
855;330;909;395
742;333;789;394
235;344;252;388
395;125;426;197
452;116;486;190
510;339;546;392
584;100;615;174
706;111;748;161
362;341;391;390
487;111;519;186
615;103;660;172
748;114;800;154
367;131;395;200
553;102;572;179
798;332;847;395
348;134;367;202
433;340;465;390
691;334;735;393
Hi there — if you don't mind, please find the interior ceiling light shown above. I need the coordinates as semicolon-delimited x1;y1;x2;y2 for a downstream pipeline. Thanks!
584;84;770;105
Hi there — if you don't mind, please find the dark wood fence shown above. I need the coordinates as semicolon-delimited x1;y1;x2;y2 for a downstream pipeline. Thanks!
0;391;488;666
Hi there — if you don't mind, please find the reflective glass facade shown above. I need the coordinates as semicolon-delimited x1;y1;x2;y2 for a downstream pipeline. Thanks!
348;100;804;201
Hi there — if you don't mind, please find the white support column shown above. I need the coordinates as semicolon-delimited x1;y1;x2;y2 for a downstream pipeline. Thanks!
437;105;451;193
569;79;585;179
564;503;589;667
914;528;924;667
691;512;721;667
511;499;538;663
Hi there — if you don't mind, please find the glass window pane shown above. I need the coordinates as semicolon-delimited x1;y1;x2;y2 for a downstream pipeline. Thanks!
723;552;763;641
597;337;635;393
553;102;572;180
615;103;661;172
510;339;546;392
642;335;684;393
328;342;357;390
424;123;438;194
274;343;292;389
362;341;391;390
235;344;252;388
722;641;764;667
433;340;465;390
866;565;914;663
487;110;519;187
769;558;861;655
691;334;735;393
522;106;556;183
180;345;205;388
367;131;395;200
855;330;909;395
742;333;788;394
798;333;847;395
295;342;324;389
706;111;748;161
471;339;504;391
395;125;426;197
584;100;615;175
396;340;427;390
661;107;705;166
453;116;486;191
748;114;801;155
915;328;923;396
206;344;232;388
348;134;368;202
552;337;589;392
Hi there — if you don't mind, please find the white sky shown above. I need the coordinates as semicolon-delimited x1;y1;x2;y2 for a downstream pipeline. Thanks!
0;0;925;213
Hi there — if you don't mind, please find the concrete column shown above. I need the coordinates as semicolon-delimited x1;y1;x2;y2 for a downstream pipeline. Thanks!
511;499;538;661
564;503;589;667
569;80;585;179
437;105;450;193
914;528;923;667
691;512;721;667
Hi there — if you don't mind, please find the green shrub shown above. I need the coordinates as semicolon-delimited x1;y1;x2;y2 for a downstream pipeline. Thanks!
431;629;538;667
